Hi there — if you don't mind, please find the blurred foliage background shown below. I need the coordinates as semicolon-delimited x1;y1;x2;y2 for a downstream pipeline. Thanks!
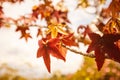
0;57;120;80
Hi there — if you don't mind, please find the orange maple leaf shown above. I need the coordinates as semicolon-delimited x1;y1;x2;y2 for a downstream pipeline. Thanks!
107;0;120;17
103;18;120;34
37;38;67;72
16;26;29;33
37;28;42;37
32;1;53;20
16;26;32;41
20;33;32;41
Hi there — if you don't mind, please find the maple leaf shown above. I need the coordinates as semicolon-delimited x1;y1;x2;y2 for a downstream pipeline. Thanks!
51;10;70;23
20;33;32;41
16;26;29;32
100;8;111;18
77;25;92;44
107;0;120;18
82;26;92;38
87;33;120;70
37;28;42;37
0;6;4;26
96;22;105;32
44;0;52;6
103;18;120;34
46;23;68;38
0;18;3;28
61;33;78;46
37;38;67;72
32;5;39;19
32;2;53;20
16;26;32;41
0;6;3;16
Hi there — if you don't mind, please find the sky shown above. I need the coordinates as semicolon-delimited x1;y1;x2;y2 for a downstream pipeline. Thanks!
0;0;101;78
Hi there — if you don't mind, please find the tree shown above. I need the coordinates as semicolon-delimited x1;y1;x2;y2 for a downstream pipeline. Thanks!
0;0;120;73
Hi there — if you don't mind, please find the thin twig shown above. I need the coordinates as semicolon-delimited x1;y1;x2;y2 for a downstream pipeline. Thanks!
62;44;95;58
62;44;110;59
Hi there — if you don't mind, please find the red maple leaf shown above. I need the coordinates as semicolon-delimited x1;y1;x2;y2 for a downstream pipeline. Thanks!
37;38;67;72
61;33;78;46
87;33;120;70
51;10;70;23
0;6;4;28
77;25;92;38
0;18;3;28
32;2;53;20
0;6;3;16
32;5;40;19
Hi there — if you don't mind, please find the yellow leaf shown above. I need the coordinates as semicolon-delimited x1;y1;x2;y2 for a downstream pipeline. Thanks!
47;23;68;38
57;25;68;35
51;26;57;38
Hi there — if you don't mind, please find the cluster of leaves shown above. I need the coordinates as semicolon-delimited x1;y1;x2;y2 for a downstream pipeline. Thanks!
86;0;120;71
77;0;120;72
0;0;77;72
1;0;120;73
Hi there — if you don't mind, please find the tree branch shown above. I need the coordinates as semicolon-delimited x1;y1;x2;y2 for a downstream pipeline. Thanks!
62;44;95;58
62;44;110;59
